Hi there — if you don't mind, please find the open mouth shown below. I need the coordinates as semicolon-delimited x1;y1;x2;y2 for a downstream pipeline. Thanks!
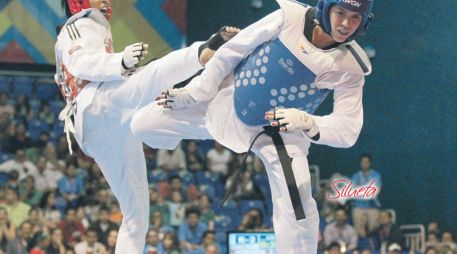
336;27;350;36
100;6;108;14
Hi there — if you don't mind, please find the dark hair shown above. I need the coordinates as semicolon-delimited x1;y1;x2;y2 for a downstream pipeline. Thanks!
327;241;341;250
335;206;347;215
61;0;73;18
169;175;182;182
185;207;201;218
360;153;372;162
99;206;110;213
202;230;216;239
39;191;56;209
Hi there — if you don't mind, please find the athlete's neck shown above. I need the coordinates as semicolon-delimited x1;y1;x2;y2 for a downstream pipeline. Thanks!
311;25;338;49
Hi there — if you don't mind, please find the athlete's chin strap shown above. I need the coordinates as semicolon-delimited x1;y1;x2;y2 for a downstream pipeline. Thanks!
222;126;306;221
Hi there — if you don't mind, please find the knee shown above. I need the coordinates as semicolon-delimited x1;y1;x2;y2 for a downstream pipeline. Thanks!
122;213;150;236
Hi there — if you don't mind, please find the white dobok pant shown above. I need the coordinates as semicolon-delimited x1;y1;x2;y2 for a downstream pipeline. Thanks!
72;43;203;254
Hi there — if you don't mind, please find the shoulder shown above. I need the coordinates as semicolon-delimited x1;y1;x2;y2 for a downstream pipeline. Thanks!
336;41;372;76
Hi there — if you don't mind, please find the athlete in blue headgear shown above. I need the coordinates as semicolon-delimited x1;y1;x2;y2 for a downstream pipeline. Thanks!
131;0;374;252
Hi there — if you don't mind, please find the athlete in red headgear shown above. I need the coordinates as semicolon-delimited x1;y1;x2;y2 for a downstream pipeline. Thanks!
55;1;239;253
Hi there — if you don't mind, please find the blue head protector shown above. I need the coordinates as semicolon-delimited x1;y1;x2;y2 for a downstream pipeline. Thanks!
316;0;374;41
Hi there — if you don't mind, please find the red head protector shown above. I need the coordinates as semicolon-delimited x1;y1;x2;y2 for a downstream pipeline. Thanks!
67;0;113;19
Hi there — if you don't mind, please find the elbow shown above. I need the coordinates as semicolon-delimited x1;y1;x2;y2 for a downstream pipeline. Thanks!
339;124;363;148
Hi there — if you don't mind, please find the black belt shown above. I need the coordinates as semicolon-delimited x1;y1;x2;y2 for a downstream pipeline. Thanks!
222;126;306;221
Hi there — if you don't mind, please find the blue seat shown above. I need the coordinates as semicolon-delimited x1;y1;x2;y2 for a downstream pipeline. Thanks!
0;76;11;94
240;199;266;215
35;83;59;100
148;169;168;183
12;77;34;97
178;170;195;185
0;172;9;186
28;119;50;140
49;100;65;115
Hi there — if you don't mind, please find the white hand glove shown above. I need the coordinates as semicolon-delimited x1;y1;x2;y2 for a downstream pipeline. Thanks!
265;108;319;137
156;88;197;109
122;42;149;70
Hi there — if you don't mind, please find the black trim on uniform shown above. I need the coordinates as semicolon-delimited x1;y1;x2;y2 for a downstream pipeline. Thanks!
346;45;370;73
71;23;81;39
65;25;74;40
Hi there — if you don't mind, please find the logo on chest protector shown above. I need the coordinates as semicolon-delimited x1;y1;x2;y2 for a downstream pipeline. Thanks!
278;58;295;75
342;0;362;8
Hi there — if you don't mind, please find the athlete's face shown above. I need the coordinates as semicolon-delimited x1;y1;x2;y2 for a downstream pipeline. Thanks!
329;5;363;42
89;0;111;19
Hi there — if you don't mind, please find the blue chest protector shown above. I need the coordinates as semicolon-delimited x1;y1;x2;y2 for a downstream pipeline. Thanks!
234;38;330;126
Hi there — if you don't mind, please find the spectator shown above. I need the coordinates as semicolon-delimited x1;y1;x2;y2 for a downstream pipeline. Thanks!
168;191;186;228
59;207;85;246
43;143;66;178
224;170;263;200
193;231;220;254
108;203;122;225
33;156;57;192
90;206;118;245
185;141;205;173
351;154;382;236
47;228;69;254
159;232;180;254
427;221;440;235
370;210;402;251
38;191;62;227
150;211;174;235
178;208;208;252
29;231;51;254
360;249;373;254
38;101;56;126
58;163;84;208
105;229;118;254
323;207;358;251
0;207;16;252
149;186;170;225
85;188;112;222
166;176;189;202
56;135;70;161
157;145;186;172
387;242;402;254
238;208;267;232
204;244;219;254
74;227;107;254
426;232;440;248
0;91;14;118
1;186;31;226
424;247;439;254
144;229;160;254
6;220;33;254
7;123;33;153
27;208;46;233
143;145;158;171
14;94;32;122
196;194;215;228
6;170;20;189
76;206;90;229
0;149;38;180
33;132;50;150
206;142;232;176
19;175;43;207
326;242;342;254
439;230;457;253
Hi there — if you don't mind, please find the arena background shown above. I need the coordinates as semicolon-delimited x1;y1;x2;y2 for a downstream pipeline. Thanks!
0;0;455;246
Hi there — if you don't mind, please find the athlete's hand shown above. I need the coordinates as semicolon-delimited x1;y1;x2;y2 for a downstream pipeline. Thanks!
265;108;319;137
156;88;197;109
122;42;149;69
